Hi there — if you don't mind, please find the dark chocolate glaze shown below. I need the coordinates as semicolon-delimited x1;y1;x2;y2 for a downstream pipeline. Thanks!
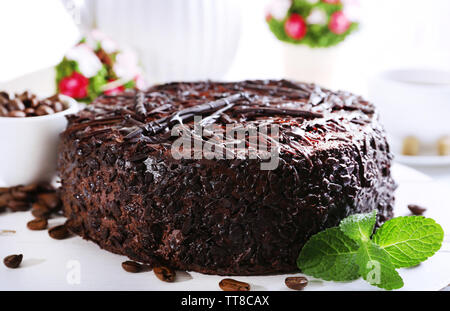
58;80;395;275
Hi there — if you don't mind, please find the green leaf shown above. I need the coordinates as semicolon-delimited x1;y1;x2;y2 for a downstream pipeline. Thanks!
339;210;377;243
356;241;404;290
373;216;444;268
297;227;360;281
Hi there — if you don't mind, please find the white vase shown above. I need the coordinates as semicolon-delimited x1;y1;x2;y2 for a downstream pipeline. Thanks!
95;0;242;83
283;44;342;88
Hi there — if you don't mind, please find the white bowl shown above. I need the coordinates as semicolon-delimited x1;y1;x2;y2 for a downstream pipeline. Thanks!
369;69;450;145
0;95;79;187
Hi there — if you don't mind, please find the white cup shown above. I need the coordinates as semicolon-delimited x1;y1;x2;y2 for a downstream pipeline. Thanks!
0;95;78;187
369;69;450;145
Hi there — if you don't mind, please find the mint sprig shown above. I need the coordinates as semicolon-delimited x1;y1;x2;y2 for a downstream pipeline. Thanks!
297;228;360;281
373;216;444;268
297;211;444;290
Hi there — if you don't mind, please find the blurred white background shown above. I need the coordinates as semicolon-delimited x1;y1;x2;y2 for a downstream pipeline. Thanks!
3;0;450;94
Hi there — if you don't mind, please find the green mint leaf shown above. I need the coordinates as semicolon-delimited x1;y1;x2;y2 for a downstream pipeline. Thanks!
297;227;360;281
339;210;377;243
356;241;404;290
372;216;444;268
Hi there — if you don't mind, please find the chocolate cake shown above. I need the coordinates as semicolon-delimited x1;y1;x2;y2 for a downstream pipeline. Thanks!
58;80;395;275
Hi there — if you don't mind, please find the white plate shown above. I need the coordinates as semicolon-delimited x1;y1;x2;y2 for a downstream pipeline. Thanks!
395;154;450;167
390;138;450;167
1;163;449;291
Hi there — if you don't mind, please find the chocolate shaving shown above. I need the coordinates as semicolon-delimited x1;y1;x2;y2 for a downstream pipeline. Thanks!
135;91;147;117
77;128;111;139
63;116;123;136
233;106;323;119
241;82;309;98
124;93;246;140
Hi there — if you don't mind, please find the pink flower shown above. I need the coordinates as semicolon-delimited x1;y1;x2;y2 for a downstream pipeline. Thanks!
329;11;351;34
284;13;307;40
59;72;89;99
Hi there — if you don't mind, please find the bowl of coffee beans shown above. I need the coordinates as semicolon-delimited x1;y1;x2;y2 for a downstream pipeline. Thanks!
0;91;78;187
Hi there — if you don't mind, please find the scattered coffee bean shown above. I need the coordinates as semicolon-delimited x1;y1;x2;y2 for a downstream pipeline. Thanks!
48;224;70;240
31;202;51;219
27;218;48;231
0;193;11;207
18;183;39;193
153;266;176;282
219;278;250;291
285;276;308;290
38;192;61;210
0;182;61;216
3;254;23;269
10;188;28;200
121;260;151;273
0;91;67;118
7;200;30;212
408;204;427;215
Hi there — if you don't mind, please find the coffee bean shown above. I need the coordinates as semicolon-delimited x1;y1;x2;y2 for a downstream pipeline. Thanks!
153;266;176;282
10;188;28;200
9;98;25;111
38;192;60;210
121;260;151;273
0;105;8;116
0;192;12;207
3;254;23;269
0;91;9;100
285;276;308;290
8;110;26;117
7;200;30;212
408;204;427;215
27;218;48;230
35;105;55;116
30;98;39;108
24;108;35;115
18;183;39;193
48;224;70;240
219;278;250;291
31;202;51;218
16;91;30;102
